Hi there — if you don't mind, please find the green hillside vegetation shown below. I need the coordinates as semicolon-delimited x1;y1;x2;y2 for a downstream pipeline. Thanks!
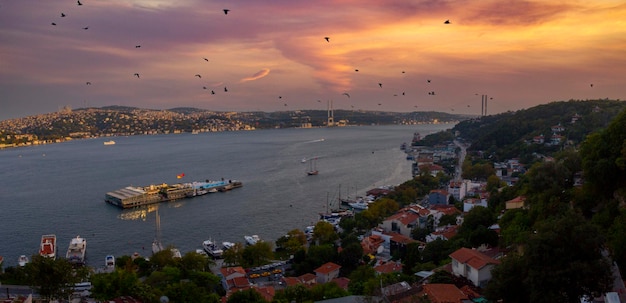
453;99;626;163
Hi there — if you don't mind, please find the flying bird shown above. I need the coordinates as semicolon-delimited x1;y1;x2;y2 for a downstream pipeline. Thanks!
61;13;66;17
444;19;450;24
402;71;405;74
77;0;82;6
203;86;207;89
211;90;216;95
195;74;202;78
203;58;209;62
427;79;431;83
134;73;140;78
51;22;57;26
135;45;141;48
378;83;382;88
83;26;89;30
428;91;435;95
402;92;405;96
224;87;228;92
223;9;230;15
590;83;594;87
86;82;91;85
278;96;282;99
342;93;350;98
355;69;359;72
324;37;330;42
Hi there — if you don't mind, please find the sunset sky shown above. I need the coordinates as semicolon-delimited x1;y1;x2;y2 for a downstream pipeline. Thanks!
1;0;625;121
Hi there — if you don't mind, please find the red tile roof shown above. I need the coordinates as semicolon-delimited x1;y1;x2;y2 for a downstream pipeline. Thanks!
227;276;251;289
374;261;403;274
314;262;342;275
386;209;421;225
449;247;500;270
331;277;351;290
298;273;317;284
423;284;468;303
281;276;301;287
220;266;246;277
389;232;417;245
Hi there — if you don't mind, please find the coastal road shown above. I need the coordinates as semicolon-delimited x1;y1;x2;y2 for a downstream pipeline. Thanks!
453;139;467;181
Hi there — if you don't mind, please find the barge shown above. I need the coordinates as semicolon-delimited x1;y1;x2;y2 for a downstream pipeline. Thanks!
105;179;242;209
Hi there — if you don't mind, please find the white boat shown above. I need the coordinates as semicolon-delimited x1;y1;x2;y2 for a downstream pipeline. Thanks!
222;241;235;250
66;235;87;264
39;234;57;259
307;157;319;175
152;239;164;254
171;248;182;258
103;140;116;145
301;157;307;163
244;235;261;246
348;199;369;210
18;255;29;267
202;239;223;258
105;255;115;268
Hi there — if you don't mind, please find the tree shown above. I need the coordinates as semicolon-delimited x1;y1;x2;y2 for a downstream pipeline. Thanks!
91;269;142;300
222;242;244;266
24;255;84;301
226;288;268;303
348;265;376;295
485;211;613;303
310;282;349;301
456;206;497;246
484;253;529;303
242;241;274;268
580;108;626;200
275;229;307;255
312;221;338;245
337;241;363;272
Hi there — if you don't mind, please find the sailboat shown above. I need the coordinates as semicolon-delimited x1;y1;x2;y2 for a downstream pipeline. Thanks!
307;157;319;175
152;209;164;254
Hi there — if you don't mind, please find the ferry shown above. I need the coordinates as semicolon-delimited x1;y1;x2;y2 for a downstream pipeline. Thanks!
105;179;242;209
39;234;57;259
66;235;87;265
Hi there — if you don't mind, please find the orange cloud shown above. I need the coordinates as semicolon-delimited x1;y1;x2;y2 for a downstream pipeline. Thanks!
240;68;271;82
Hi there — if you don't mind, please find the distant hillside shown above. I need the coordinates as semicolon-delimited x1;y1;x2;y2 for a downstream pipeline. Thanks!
452;99;626;162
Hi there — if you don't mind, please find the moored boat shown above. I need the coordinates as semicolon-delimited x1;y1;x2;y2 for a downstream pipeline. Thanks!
202;239;223;258
66;235;87;265
103;140;116;145
306;157;319;175
244;235;261;246
39;234;57;259
222;241;235;250
18;255;29;267
105;255;115;268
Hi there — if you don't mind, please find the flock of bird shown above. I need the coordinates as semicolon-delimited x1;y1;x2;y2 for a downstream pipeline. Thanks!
43;1;468;112
43;2;597;113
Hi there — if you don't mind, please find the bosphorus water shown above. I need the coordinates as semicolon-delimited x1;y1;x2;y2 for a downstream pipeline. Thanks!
0;124;451;268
